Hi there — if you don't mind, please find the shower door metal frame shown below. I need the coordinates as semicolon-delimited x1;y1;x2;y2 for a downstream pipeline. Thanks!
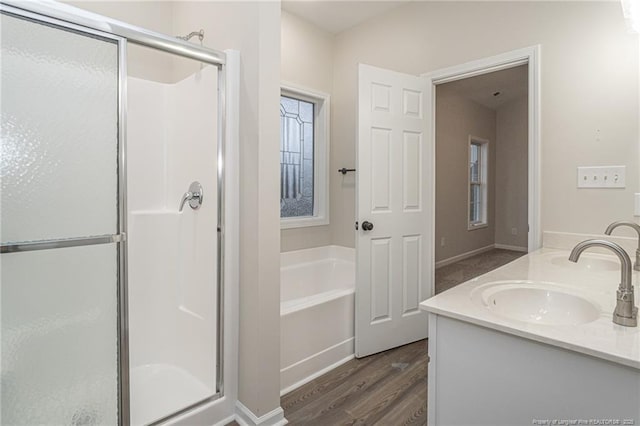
0;3;130;423
0;2;228;425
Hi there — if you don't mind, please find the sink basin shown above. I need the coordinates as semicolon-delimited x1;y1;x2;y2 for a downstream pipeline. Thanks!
478;282;601;326
549;254;618;271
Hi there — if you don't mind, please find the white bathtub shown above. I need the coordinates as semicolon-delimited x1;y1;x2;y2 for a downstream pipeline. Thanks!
280;245;356;395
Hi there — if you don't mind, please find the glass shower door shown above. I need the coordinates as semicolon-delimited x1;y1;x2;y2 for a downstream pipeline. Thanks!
1;10;124;425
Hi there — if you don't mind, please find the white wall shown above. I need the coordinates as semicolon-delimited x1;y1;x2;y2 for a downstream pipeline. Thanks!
332;1;639;247
280;10;335;252
495;95;528;249
435;84;497;262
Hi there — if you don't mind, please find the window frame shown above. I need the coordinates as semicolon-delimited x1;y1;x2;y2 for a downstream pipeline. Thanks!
468;136;489;231
280;83;330;229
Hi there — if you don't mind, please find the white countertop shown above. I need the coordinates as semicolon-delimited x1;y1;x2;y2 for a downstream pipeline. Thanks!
420;248;640;370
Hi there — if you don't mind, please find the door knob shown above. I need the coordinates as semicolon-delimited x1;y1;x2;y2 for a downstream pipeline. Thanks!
179;181;203;212
361;221;374;231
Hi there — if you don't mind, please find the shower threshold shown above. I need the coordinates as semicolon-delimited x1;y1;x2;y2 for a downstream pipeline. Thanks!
130;363;213;425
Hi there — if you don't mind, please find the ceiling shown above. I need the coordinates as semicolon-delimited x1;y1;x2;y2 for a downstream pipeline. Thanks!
283;0;621;35
439;65;528;110
281;1;410;34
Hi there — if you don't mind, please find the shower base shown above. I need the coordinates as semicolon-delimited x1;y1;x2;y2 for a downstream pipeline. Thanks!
130;363;213;425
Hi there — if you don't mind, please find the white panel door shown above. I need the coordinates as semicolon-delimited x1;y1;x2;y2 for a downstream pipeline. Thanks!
356;64;432;357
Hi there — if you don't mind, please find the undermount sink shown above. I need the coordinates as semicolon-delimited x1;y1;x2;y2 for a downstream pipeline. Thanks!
549;254;618;271
476;281;601;326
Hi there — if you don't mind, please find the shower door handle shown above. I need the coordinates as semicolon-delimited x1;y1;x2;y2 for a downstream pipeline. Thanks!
179;181;203;212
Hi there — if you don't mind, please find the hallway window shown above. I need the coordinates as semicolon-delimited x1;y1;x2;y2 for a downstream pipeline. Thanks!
469;137;488;229
280;85;330;228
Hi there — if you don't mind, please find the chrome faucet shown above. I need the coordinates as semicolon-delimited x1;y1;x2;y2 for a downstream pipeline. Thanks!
604;221;640;271
569;239;637;327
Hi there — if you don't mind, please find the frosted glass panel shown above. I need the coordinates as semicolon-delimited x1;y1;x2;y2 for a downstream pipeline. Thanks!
0;13;119;243
1;244;119;425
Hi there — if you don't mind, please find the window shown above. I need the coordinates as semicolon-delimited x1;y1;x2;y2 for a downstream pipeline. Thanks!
280;84;329;228
468;137;489;230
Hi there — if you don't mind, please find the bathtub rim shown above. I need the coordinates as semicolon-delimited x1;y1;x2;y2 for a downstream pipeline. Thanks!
281;287;355;316
280;245;355;268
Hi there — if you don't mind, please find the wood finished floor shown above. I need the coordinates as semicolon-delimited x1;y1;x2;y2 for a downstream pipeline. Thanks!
227;249;524;426
282;339;428;425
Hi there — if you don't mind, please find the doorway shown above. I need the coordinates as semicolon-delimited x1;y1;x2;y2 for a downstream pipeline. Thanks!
424;46;542;297
434;65;529;294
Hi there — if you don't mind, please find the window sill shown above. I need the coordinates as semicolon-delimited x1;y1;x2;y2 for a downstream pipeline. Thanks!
281;216;329;230
468;223;488;231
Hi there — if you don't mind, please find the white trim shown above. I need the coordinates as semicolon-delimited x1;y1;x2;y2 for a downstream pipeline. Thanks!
280;82;330;229
280;338;355;396
213;414;238;426
235;401;288;426
494;243;528;252
424;45;541;297
435;244;495;269
427;313;437;426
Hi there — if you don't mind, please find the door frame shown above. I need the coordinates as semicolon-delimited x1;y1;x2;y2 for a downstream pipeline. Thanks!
423;45;541;296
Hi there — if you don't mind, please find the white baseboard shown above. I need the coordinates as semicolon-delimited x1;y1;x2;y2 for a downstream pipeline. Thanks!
235;401;287;426
213;414;238;426
435;244;495;269
494;243;528;252
280;337;355;396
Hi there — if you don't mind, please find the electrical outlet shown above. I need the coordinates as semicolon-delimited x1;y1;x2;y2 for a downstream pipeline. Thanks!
440;237;445;247
511;227;518;236
577;166;626;188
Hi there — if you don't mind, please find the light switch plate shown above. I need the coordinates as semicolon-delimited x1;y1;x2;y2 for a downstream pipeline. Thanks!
577;166;625;188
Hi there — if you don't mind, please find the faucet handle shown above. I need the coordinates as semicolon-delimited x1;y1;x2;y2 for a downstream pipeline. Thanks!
178;181;203;212
179;191;194;212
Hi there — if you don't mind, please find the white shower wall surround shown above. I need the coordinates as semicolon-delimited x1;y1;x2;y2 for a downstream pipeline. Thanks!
127;66;219;425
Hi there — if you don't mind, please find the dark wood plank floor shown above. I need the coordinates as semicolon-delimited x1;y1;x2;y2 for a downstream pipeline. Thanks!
227;250;523;426
282;339;428;425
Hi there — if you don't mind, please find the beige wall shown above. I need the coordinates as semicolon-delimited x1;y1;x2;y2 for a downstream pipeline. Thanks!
332;1;639;247
66;1;175;83
435;85;497;262
65;0;283;417
495;96;529;249
280;11;335;252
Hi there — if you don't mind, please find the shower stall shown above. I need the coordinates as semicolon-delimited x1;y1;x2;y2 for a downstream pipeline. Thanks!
0;2;236;424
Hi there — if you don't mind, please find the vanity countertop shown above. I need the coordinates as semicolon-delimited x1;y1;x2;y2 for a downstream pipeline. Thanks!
420;248;640;369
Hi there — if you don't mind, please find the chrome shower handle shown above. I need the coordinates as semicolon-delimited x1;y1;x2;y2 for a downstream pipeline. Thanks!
179;192;193;212
179;181;203;212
